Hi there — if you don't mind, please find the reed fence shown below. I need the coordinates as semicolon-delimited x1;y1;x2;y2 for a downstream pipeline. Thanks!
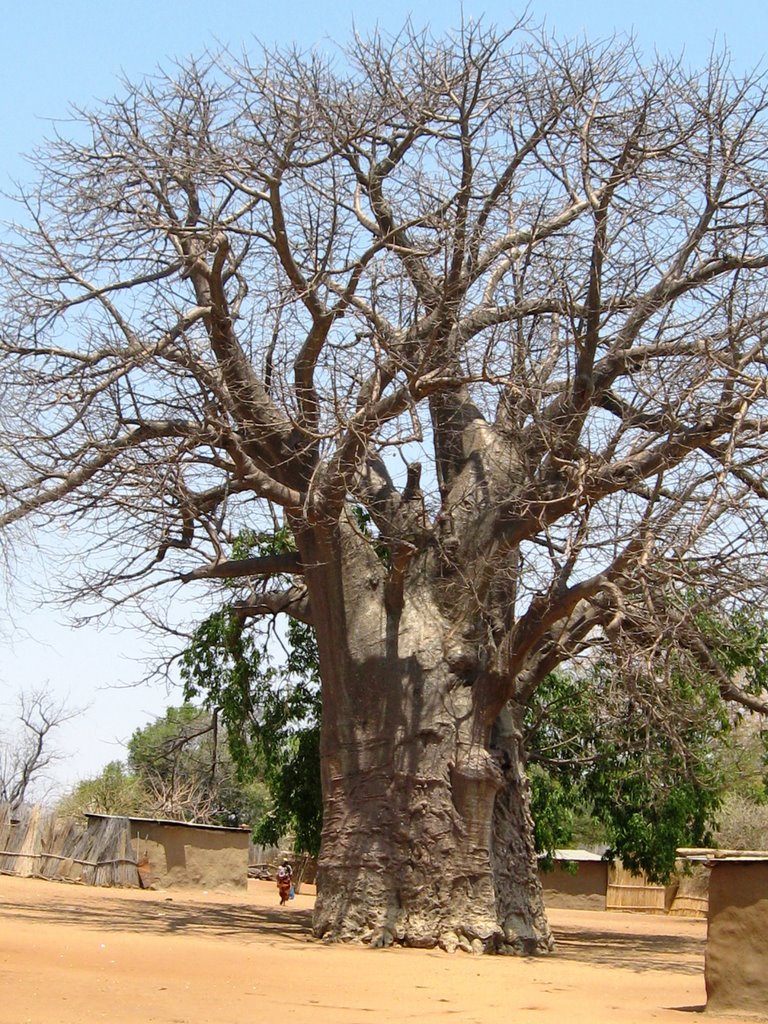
605;860;709;918
606;862;670;913
0;803;140;886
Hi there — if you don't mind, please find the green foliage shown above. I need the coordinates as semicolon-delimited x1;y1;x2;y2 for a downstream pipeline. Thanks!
127;705;208;778
526;664;729;882
718;720;768;803
695;604;768;696
528;763;576;869
179;533;323;855
132;705;269;825
253;709;322;855
57;761;147;818
178;611;268;773
58;709;269;826
250;620;322;855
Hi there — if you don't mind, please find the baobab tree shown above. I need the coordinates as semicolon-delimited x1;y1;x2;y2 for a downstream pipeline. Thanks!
2;24;768;952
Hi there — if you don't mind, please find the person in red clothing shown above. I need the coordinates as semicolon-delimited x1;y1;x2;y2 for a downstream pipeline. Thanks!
276;860;293;905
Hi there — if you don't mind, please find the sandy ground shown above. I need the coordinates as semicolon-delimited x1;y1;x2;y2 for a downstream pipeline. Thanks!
0;874;762;1024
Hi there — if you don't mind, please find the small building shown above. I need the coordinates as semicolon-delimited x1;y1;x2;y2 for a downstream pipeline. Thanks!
85;814;250;891
538;849;609;910
701;851;768;1016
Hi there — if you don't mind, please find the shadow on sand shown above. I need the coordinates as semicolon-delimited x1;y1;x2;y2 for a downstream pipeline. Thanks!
0;888;314;945
552;924;704;975
1;881;706;977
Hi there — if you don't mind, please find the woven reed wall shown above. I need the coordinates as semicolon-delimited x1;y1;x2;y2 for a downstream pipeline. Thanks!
606;862;669;913
606;861;709;917
0;803;140;886
668;864;710;919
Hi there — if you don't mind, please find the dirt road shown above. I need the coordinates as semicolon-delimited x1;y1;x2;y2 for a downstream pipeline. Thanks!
0;874;756;1024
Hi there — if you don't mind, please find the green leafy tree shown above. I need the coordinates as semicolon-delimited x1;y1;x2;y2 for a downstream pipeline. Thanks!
58;710;269;824
526;609;768;881
718;717;768;804
127;704;268;825
180;597;322;855
57;760;148;818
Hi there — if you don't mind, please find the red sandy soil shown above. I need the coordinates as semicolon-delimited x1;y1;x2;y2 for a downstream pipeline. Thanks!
0;873;762;1024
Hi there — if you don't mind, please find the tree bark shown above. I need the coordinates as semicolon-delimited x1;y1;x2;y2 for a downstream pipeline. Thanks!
298;521;552;954
491;705;555;953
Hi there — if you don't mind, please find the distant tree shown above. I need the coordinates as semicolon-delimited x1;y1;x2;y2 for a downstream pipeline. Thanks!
126;705;268;825
715;793;768;849
0;688;80;810
58;707;269;824
717;714;768;803
709;711;768;850
4;23;768;951
57;760;147;818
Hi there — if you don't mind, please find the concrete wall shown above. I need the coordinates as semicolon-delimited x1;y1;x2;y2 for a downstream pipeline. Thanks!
705;861;768;1016
130;822;249;891
539;861;608;910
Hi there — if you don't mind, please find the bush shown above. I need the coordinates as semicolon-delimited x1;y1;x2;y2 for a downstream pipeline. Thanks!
714;793;768;850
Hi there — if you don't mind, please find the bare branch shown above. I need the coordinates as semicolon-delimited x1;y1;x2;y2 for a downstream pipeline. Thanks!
180;552;303;582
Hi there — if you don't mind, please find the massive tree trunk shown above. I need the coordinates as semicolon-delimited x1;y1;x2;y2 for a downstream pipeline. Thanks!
298;522;552;954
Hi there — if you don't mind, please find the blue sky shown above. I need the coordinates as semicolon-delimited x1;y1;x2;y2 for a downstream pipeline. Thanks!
1;0;765;796
2;0;765;189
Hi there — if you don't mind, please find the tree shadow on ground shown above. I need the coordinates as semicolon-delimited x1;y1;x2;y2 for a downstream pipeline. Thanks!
552;924;704;975
0;888;314;945
0;881;706;975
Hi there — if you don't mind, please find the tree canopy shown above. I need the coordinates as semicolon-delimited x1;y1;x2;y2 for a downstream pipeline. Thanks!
4;27;768;684
527;607;768;878
180;602;323;854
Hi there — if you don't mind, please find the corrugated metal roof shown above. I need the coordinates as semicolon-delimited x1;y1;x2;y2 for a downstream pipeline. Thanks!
541;848;605;862
85;812;249;834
